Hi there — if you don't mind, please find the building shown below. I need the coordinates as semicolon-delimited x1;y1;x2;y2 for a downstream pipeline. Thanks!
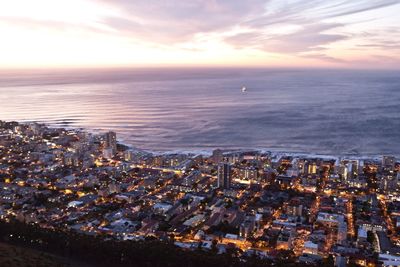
383;156;396;171
345;160;359;179
103;147;114;159
337;222;348;244
63;152;80;167
337;164;348;181
153;203;173;215
124;150;134;162
237;167;258;181
276;228;294;250
182;170;201;187
303;241;319;255
104;131;117;153
308;162;318;175
379;253;400;267
357;227;368;244
211;149;223;164
316;212;345;227
286;200;303;217
218;163;232;189
240;217;255;238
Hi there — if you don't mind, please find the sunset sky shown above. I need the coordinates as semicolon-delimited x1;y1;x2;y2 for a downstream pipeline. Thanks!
0;0;399;69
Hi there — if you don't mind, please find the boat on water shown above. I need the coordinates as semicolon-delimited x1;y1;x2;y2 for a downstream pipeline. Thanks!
241;86;247;92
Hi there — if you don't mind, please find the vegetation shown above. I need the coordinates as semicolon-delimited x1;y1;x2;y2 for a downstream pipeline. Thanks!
0;220;293;267
0;219;316;267
0;242;84;267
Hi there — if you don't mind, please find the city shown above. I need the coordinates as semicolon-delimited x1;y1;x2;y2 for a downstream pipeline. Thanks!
1;120;399;266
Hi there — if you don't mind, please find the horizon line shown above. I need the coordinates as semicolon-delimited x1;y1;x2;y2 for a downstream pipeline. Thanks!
0;64;399;72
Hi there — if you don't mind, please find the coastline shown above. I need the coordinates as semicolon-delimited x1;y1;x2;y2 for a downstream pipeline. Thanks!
24;120;395;161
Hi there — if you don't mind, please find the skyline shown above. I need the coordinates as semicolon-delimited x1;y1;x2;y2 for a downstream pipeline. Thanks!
0;0;399;69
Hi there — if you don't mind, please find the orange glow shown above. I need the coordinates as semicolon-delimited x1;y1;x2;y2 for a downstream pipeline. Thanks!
0;1;399;68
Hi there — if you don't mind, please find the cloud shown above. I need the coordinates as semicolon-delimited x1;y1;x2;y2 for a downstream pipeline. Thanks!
225;23;347;53
300;53;347;63
358;43;400;50
93;0;399;62
94;0;267;42
243;0;400;28
1;0;399;66
221;0;400;61
321;0;400;19
3;0;399;47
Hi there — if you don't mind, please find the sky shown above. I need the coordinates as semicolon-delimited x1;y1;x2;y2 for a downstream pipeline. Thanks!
0;0;400;69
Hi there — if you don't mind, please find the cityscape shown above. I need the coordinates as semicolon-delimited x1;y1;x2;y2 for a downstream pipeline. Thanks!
1;0;400;266
1;120;400;266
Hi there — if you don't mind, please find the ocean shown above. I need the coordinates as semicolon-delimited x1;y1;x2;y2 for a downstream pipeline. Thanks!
0;68;399;156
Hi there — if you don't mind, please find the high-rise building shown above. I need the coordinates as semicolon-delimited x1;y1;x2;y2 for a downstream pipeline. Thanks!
211;149;223;164
104;131;117;153
337;163;348;181
218;163;232;189
383;156;396;171
347;160;359;179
